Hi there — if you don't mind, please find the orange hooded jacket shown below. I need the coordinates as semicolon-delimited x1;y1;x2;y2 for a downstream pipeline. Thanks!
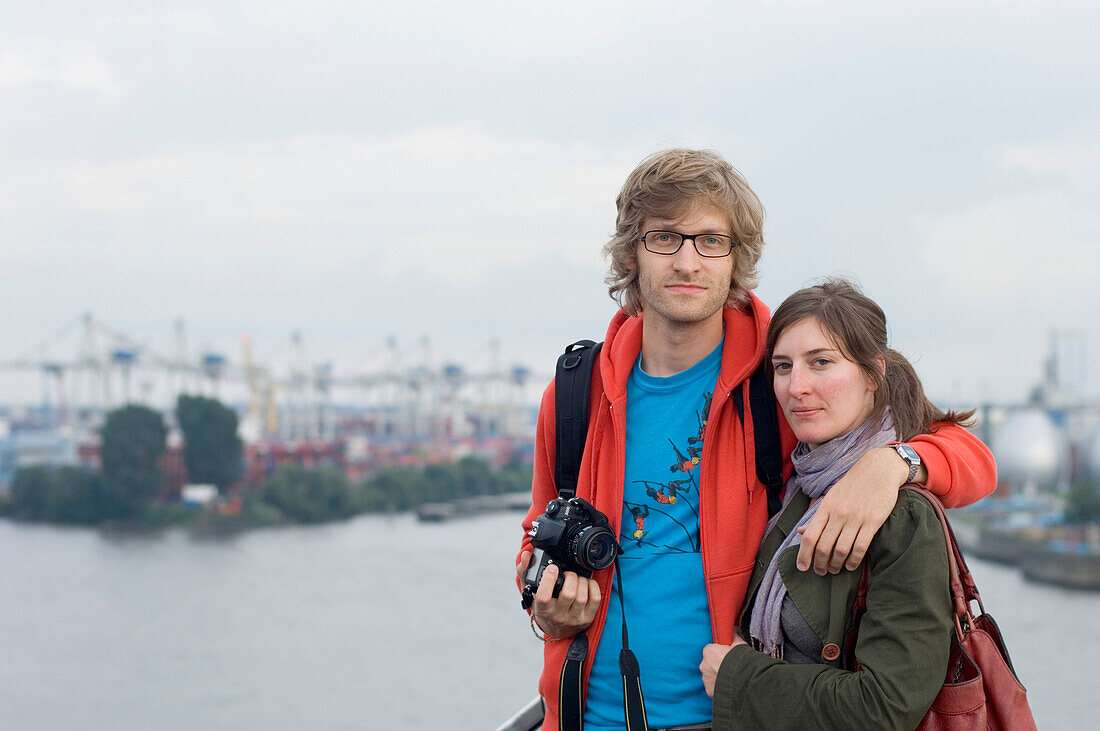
517;297;996;730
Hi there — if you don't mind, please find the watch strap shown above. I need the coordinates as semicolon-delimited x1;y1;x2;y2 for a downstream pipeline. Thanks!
893;444;920;484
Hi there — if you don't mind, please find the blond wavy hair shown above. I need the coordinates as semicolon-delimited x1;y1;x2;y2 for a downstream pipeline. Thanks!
603;148;765;315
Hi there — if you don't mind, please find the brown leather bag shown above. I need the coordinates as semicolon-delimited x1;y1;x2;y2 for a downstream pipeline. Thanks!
846;486;1037;730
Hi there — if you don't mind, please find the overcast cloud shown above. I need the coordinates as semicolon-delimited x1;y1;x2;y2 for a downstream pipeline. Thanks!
2;1;1098;407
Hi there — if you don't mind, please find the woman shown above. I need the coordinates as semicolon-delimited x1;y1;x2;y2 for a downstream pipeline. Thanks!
700;278;973;730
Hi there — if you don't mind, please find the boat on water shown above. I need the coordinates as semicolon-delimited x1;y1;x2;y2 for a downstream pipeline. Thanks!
415;491;531;522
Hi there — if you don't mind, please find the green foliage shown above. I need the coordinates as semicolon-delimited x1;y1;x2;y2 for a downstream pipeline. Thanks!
1064;480;1100;524
260;464;358;523
359;466;435;511
358;458;532;514
8;465;104;524
100;405;168;517
493;460;533;495
135;503;195;527
239;498;286;527
5;448;531;527
176;395;243;489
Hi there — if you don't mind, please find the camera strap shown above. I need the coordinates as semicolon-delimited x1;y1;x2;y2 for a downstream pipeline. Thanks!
558;555;649;731
615;556;649;731
559;633;587;730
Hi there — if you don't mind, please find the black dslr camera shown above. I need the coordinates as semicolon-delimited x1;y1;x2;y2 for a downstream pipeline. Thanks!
521;497;620;610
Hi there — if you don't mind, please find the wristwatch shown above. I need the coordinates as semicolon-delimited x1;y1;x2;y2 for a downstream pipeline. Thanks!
893;444;921;484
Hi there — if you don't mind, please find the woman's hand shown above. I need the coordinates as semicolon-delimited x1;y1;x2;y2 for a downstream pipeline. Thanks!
700;634;746;698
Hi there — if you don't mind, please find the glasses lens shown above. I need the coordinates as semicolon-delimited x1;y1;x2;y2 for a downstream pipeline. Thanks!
643;231;682;254
695;235;733;257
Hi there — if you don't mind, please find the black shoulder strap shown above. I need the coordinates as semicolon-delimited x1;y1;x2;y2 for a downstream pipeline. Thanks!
556;341;783;514
554;339;602;500
554;339;639;730
732;360;785;518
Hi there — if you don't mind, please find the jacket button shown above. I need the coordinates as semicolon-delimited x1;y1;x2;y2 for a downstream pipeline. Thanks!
821;643;841;661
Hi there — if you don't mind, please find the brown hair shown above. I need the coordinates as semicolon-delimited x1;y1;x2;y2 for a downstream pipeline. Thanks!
602;148;765;315
765;278;974;441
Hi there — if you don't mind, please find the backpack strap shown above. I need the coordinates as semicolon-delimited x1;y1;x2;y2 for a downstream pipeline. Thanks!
554;340;602;500
732;360;785;518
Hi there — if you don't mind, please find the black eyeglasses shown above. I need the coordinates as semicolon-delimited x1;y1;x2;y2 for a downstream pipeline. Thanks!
638;230;737;258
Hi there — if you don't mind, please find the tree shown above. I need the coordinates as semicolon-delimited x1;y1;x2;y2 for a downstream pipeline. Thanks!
100;405;167;517
1065;480;1100;524
176;394;243;489
357;458;533;514
360;467;429;512
456;456;496;495
261;465;358;523
8;465;103;524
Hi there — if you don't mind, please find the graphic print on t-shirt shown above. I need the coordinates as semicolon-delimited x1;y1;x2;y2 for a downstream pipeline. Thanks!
621;390;712;556
583;344;722;730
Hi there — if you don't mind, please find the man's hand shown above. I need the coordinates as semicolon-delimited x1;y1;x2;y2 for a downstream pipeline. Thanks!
796;447;917;574
516;550;601;639
700;634;745;698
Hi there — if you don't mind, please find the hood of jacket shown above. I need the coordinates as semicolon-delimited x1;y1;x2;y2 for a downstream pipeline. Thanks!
598;293;773;402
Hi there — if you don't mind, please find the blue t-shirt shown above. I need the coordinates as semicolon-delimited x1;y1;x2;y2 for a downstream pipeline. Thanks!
583;343;722;730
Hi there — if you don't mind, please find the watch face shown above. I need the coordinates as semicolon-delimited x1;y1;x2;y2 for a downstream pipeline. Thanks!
896;444;920;464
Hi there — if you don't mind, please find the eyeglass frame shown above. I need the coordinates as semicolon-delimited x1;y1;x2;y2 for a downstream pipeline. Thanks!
636;229;738;258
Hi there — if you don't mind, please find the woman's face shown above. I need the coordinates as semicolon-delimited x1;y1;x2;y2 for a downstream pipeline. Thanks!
771;317;878;450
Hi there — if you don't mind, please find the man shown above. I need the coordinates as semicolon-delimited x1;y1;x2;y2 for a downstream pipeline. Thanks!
515;149;995;731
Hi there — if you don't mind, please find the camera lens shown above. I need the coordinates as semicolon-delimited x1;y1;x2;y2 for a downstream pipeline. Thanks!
573;526;618;570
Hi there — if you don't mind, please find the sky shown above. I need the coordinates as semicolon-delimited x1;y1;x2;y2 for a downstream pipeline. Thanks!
2;0;1098;409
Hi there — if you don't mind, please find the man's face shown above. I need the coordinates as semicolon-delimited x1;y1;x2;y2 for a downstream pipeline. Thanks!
634;202;735;329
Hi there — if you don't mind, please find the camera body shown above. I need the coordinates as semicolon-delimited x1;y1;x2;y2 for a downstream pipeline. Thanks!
521;497;620;610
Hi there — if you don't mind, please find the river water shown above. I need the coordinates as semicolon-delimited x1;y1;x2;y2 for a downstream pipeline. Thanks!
0;512;1095;729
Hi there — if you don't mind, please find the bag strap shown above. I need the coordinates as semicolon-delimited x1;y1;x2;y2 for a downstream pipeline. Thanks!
732;360;785;518
842;559;871;671
900;486;984;640
555;340;602;500
553;340;599;731
844;486;983;669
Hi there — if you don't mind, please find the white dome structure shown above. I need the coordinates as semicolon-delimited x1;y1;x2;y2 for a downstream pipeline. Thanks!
991;409;1069;495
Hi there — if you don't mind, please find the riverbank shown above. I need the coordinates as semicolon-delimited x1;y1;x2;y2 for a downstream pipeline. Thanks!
954;514;1100;590
1;457;533;531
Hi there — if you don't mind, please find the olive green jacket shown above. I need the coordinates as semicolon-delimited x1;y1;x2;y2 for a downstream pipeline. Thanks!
713;489;953;731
